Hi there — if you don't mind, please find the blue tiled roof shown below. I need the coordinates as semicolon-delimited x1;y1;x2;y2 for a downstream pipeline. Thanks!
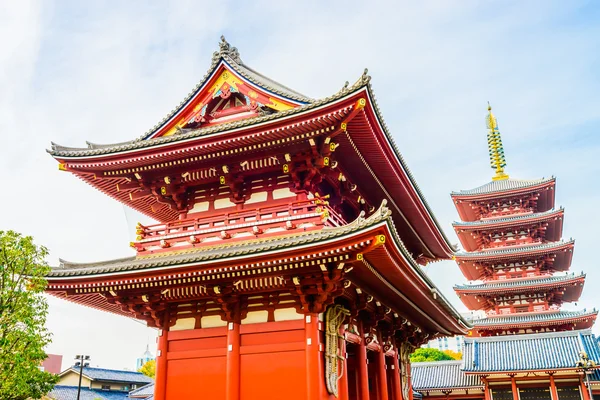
48;386;129;400
454;272;584;291
451;177;555;196
454;240;574;259
453;208;562;227
463;329;600;373
412;361;482;390
472;309;597;326
128;383;154;398
63;367;153;385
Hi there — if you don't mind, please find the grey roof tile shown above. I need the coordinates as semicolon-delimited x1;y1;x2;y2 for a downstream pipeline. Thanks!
472;309;597;326
463;328;600;372
412;360;482;390
454;240;574;259
452;177;555;196
453;208;563;227
454;272;584;291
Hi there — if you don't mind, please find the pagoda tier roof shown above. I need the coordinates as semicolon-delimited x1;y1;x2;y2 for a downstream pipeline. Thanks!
455;273;585;310
454;239;575;260
412;361;483;392
47;40;456;261
453;207;563;228
455;272;585;293
451;177;555;197
451;177;556;222
453;208;564;252
463;328;600;374
455;240;575;281
45;202;469;336
470;309;597;331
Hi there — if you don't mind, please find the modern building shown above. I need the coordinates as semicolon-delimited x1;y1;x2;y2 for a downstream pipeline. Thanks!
44;37;469;400
136;345;155;371
48;366;153;399
412;106;600;399
42;354;63;374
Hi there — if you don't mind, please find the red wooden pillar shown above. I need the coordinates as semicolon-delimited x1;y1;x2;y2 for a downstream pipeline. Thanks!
391;341;403;400
581;376;592;400
549;374;559;400
306;313;321;400
377;346;389;400
482;378;491;400
226;321;241;400
154;327;169;400
511;376;518;400
357;320;370;400
407;362;413;400
338;330;350;400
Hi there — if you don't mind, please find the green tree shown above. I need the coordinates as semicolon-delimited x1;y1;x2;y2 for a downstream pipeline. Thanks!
410;348;455;362
138;359;156;379
0;231;58;399
443;349;462;360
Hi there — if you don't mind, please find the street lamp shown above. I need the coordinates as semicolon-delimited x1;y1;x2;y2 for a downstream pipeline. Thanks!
576;350;596;400
74;355;90;400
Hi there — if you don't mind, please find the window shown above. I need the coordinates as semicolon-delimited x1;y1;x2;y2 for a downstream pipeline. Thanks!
101;385;110;390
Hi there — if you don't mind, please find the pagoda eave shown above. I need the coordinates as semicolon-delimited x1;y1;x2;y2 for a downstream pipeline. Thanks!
46;209;467;336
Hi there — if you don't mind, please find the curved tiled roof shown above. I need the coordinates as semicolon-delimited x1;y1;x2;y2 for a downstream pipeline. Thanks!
453;208;563;227
412;361;482;391
451;177;555;196
454;272;584;291
48;386;129;400
129;382;155;398
463;328;600;372
472;309;597;327
454;240;574;259
48;202;394;278
61;366;153;384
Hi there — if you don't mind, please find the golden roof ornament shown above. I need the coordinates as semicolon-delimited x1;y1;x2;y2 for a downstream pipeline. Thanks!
486;103;509;181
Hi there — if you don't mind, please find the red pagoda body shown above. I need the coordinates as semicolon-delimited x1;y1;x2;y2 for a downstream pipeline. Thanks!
451;106;597;336
45;38;467;400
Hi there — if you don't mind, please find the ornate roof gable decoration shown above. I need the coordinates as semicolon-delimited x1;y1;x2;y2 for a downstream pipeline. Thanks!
214;35;242;63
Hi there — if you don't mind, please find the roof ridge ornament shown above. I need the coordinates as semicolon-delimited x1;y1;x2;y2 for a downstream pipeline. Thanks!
486;103;509;181
213;35;242;64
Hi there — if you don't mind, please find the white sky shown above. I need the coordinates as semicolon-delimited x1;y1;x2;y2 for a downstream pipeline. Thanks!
1;1;599;371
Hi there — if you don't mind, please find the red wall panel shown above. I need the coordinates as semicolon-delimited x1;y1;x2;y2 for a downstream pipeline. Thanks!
240;350;306;400
166;356;226;399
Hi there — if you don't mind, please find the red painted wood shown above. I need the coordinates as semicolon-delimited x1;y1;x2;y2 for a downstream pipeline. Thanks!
549;375;559;400
391;344;403;400
166;356;226;399
377;349;389;400
338;332;350;400
357;321;370;400
511;376;518;400
226;322;240;400
154;329;168;400
305;314;320;400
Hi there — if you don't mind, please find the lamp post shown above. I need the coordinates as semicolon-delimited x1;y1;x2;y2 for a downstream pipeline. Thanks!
74;355;90;400
576;350;596;400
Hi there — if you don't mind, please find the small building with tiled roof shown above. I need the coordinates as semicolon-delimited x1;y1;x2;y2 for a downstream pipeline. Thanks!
48;366;153;400
128;382;155;399
412;329;600;399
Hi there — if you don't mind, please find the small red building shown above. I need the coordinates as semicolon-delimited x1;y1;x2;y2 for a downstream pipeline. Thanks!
45;37;468;400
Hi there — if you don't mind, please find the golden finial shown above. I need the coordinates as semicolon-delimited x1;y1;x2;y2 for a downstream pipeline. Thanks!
486;102;509;181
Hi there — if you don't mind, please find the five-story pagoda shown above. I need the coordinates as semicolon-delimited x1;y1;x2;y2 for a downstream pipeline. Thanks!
451;105;597;337
45;37;468;400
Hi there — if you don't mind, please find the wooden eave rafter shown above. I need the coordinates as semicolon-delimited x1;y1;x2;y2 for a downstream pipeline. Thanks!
451;180;556;222
53;87;455;261
46;213;467;335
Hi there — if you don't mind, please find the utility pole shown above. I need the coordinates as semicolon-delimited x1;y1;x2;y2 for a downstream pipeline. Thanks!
74;354;90;400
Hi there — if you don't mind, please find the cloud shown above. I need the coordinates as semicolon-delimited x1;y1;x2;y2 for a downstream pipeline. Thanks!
1;0;599;368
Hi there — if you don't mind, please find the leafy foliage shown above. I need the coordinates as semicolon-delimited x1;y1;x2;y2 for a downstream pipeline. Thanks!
138;359;156;379
410;348;455;362
0;231;58;399
443;349;462;360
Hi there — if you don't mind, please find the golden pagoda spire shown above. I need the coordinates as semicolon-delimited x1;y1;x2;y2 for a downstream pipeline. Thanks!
486;103;509;181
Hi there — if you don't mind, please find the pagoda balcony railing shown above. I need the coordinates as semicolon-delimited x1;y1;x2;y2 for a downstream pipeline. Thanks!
482;207;535;219
131;197;346;255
